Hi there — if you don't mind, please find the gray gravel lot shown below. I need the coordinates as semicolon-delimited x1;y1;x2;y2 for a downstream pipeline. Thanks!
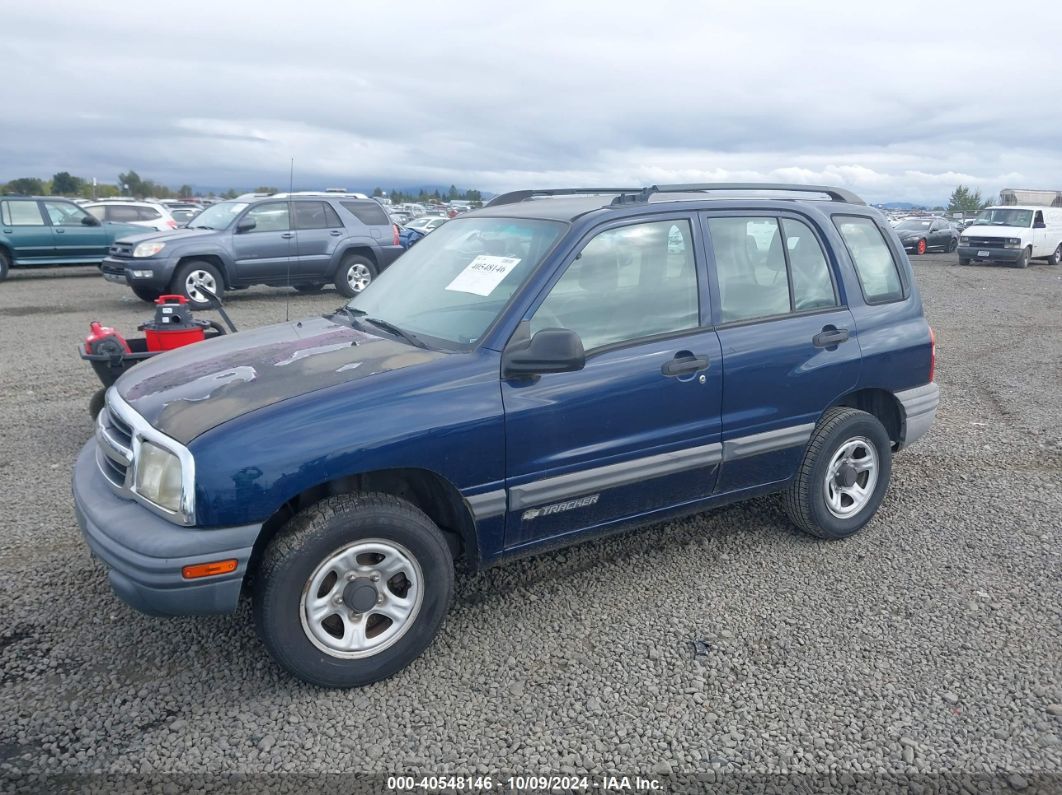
0;257;1060;790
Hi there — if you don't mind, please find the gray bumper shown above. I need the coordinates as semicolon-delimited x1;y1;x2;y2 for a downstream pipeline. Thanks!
896;382;939;449
72;439;261;616
958;246;1022;264
99;256;174;289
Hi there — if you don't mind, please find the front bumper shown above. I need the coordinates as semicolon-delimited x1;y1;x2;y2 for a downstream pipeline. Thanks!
72;439;261;616
957;246;1022;264
100;256;172;289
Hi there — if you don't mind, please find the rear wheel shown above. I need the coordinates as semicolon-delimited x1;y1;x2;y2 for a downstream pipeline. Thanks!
0;249;10;281
254;493;454;688
131;285;162;303
334;255;377;298
916;239;927;255
1047;244;1062;266
172;260;223;308
783;407;892;539
947;237;958;253
1014;247;1031;269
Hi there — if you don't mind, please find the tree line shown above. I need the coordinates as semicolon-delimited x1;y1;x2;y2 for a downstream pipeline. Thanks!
373;185;483;205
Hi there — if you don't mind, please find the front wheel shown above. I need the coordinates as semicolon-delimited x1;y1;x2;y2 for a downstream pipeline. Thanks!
1047;244;1062;266
958;257;971;266
783;407;892;539
915;239;927;255
0;249;10;281
172;260;224;308
1014;247;1030;269
254;493;454;688
334;255;377;298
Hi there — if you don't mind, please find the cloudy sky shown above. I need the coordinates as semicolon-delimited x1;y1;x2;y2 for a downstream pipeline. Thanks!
5;1;1062;204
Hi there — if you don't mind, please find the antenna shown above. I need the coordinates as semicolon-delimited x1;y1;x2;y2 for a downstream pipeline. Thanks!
285;156;294;322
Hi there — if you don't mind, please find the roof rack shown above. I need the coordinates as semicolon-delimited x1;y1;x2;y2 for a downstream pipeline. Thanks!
641;183;865;205
485;188;642;207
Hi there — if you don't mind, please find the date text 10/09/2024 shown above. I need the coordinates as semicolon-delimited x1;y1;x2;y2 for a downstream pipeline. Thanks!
387;775;664;791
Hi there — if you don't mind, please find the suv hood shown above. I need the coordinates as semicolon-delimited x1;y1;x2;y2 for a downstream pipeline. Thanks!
115;315;444;444
114;228;216;245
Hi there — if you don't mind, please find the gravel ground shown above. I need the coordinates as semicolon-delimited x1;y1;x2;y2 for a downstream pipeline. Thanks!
0;256;1060;792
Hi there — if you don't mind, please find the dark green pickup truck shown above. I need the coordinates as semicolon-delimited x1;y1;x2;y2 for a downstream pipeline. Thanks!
0;196;142;280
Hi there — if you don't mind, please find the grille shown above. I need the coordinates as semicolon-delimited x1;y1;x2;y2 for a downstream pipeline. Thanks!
964;236;1006;248
96;401;133;489
109;242;134;257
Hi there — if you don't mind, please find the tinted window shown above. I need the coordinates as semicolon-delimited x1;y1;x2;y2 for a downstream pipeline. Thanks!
531;220;699;351
783;219;837;311
709;217;790;322
292;201;328;230
43;201;91;226
340;200;390;226
108;206;141;222
244;202;291;232
137;207;162;221
323;203;343;228
833;216;904;303
2;200;45;226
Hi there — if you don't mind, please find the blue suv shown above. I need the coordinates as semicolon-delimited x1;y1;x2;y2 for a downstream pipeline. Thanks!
72;184;938;687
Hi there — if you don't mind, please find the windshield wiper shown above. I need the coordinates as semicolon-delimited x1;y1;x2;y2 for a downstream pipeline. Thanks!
364;317;428;349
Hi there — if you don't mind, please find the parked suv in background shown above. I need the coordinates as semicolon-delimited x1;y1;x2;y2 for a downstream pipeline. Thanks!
99;196;404;306
0;196;145;281
73;183;938;687
83;200;179;232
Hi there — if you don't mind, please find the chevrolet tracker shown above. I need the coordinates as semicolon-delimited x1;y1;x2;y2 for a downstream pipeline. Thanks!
72;183;939;687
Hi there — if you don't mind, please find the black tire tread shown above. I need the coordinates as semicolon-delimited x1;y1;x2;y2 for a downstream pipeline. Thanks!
783;406;871;538
0;248;10;281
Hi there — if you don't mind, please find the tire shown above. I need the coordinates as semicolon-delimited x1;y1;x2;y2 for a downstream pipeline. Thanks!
171;260;223;309
1047;244;1062;266
294;283;325;294
783;407;892;540
88;388;106;420
1014;247;1030;269
947;238;958;253
0;249;9;281
916;239;927;255
958;257;971;267
131;286;162;303
334;255;377;298
253;493;454;688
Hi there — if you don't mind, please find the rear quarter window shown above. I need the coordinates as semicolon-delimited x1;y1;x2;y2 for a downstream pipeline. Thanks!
339;201;390;227
833;215;904;303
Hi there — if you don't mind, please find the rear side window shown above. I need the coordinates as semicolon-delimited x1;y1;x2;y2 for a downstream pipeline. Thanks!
293;201;329;230
340;200;389;226
2;200;46;226
833;215;904;303
782;219;837;311
137;207;161;221
109;206;140;222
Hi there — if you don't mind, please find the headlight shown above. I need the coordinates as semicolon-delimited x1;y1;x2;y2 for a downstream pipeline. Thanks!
959;236;969;245
133;242;166;258
1004;238;1021;249
135;442;184;512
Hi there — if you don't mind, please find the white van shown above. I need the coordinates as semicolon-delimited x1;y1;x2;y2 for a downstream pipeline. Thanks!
958;205;1062;267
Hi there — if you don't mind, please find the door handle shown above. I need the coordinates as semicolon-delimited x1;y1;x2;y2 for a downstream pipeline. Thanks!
813;327;849;348
280;232;295;239
55;229;66;234
330;230;343;236
661;353;710;377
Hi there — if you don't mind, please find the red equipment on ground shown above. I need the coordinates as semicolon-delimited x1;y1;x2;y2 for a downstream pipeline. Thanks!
140;295;207;351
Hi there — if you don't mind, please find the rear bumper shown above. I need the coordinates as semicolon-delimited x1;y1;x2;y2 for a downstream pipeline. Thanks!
896;382;939;450
958;246;1022;264
72;439;261;616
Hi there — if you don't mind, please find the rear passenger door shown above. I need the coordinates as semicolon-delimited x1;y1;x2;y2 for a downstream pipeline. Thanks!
703;212;859;494
293;201;343;278
501;217;723;549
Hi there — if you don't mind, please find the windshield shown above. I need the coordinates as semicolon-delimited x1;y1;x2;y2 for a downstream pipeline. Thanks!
896;219;932;231
347;216;566;348
186;201;248;229
974;208;1033;228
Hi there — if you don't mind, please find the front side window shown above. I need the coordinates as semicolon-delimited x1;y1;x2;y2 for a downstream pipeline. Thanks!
530;219;699;351
2;201;45;226
43;200;91;226
833;215;904;303
244;202;291;233
348;216;566;348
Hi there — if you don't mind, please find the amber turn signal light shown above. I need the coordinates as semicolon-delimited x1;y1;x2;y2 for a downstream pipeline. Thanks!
182;559;238;579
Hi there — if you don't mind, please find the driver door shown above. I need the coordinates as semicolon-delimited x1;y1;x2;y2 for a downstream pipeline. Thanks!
500;216;723;550
42;200;111;260
231;201;296;282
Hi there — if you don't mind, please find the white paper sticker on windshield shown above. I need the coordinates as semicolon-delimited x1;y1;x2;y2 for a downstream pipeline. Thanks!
445;255;521;296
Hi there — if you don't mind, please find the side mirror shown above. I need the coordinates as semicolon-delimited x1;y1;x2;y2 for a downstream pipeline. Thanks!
82;215;101;226
503;327;585;378
236;218;256;233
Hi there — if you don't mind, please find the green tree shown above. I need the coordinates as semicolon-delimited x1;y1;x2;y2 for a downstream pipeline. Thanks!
372;186;383;197
4;177;45;195
177;184;194;199
253;186;279;194
51;171;84;195
947;185;989;215
118;169;143;197
222;188;239;199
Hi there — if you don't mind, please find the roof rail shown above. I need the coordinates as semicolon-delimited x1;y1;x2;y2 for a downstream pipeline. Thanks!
647;183;865;205
485;188;643;207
